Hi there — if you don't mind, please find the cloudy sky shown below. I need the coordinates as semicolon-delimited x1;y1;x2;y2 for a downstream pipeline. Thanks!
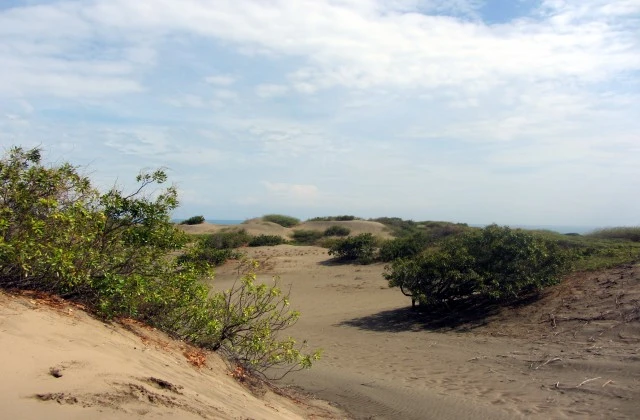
1;0;639;227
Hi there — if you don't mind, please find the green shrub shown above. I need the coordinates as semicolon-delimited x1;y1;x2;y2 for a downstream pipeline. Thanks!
328;233;377;264
324;225;351;237
262;214;300;227
384;225;570;307
371;217;418;237
180;215;205;225
291;229;324;245
202;229;251;249
178;246;242;267
248;234;287;247
379;232;430;262
0;146;318;378
308;215;359;221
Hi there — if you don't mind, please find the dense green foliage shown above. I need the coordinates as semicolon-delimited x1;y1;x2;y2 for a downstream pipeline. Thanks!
180;215;206;225
586;227;640;242
0;147;317;378
384;225;570;307
372;217;469;239
248;234;288;247
323;225;351;237
202;229;251;249
291;229;324;245
328;233;377;264
262;214;300;227
379;232;430;262
308;215;360;221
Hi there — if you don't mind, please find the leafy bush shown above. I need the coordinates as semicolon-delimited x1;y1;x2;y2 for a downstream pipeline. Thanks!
384;225;570;307
324;225;351;237
379;232;430;262
262;214;300;227
370;217;419;237
180;215;205;225
291;229;324;245
308;215;359;221
178;246;241;267
328;233;377;264
0;146;318;378
248;234;287;247
202;229;251;249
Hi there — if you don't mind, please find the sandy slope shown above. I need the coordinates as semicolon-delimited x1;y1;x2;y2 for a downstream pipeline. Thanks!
0;292;346;419
213;245;640;420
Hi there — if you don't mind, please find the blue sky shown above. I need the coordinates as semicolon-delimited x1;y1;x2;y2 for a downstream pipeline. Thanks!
1;0;639;227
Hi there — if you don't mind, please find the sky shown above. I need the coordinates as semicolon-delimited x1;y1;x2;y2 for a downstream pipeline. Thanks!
1;0;639;227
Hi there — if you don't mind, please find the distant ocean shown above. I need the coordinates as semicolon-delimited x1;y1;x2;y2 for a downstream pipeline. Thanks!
207;219;244;225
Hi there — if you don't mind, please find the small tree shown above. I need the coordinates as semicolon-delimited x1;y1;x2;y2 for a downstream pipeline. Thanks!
180;215;206;225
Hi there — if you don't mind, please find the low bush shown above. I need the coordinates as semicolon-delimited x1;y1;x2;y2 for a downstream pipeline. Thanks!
384;225;570;307
262;214;300;227
202;229;251;249
180;215;205;225
248;234;287;247
324;225;351;237
308;215;359;221
178;246;242;267
379;232;430;262
291;229;324;245
328;233;377;264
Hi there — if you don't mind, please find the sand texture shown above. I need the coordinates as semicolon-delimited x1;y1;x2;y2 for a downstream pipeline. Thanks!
214;245;640;420
0;291;346;419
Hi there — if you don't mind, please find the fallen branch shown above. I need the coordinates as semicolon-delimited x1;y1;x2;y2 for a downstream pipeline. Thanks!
577;377;601;387
533;357;562;370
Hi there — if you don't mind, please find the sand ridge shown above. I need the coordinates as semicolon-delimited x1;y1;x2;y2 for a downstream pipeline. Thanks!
0;291;348;419
178;219;394;240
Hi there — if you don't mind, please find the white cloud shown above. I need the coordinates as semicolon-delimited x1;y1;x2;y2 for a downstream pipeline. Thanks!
255;84;289;98
204;74;236;86
262;181;319;201
2;0;639;226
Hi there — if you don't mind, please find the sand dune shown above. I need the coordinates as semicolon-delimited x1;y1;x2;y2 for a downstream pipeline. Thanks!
178;219;394;240
0;291;346;419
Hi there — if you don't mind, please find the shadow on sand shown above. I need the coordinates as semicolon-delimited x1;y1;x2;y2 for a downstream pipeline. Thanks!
337;294;540;333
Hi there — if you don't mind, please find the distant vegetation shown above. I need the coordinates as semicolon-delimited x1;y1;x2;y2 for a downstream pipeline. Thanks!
180;215;205;225
324;225;351;237
307;215;360;221
262;214;300;227
248;234;288;247
586;227;640;242
378;232;431;262
291;229;324;245
0;147;318;378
